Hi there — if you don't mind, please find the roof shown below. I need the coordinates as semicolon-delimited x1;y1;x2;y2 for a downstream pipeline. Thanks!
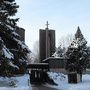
27;63;49;69
42;57;67;62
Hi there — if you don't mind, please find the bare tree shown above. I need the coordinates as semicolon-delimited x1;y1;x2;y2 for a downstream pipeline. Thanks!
33;40;39;63
27;53;35;64
53;34;74;57
58;34;74;48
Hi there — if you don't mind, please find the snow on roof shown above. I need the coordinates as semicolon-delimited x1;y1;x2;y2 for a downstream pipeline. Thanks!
43;57;66;62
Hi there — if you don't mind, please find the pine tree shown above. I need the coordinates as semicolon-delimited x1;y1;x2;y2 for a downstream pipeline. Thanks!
65;27;89;74
0;0;30;76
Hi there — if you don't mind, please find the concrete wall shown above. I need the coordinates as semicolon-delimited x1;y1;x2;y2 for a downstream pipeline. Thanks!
49;59;65;68
39;29;55;62
49;30;56;56
50;68;66;74
39;29;46;62
16;27;25;42
43;57;67;73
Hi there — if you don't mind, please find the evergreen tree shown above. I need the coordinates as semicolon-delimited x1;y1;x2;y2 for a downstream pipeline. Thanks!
65;27;89;74
0;0;30;76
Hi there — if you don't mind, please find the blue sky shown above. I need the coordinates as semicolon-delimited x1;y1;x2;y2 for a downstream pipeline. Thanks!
15;0;90;50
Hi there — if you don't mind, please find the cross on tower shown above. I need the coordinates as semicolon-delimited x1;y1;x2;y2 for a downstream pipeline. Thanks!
46;21;49;29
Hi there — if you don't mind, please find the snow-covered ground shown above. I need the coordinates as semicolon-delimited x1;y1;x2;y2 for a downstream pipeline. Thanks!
0;74;31;90
47;72;90;90
0;73;90;90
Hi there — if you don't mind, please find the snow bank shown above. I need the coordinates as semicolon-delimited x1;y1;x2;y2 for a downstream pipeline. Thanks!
48;72;66;82
47;72;90;90
0;74;31;90
0;87;30;90
0;73;90;90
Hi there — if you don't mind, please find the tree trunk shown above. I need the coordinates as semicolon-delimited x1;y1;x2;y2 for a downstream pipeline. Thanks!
80;73;82;82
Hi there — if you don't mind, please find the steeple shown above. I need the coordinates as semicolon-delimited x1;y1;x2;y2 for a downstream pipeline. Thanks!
39;21;55;62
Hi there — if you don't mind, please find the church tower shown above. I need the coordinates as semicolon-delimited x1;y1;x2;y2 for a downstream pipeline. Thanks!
39;21;56;62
